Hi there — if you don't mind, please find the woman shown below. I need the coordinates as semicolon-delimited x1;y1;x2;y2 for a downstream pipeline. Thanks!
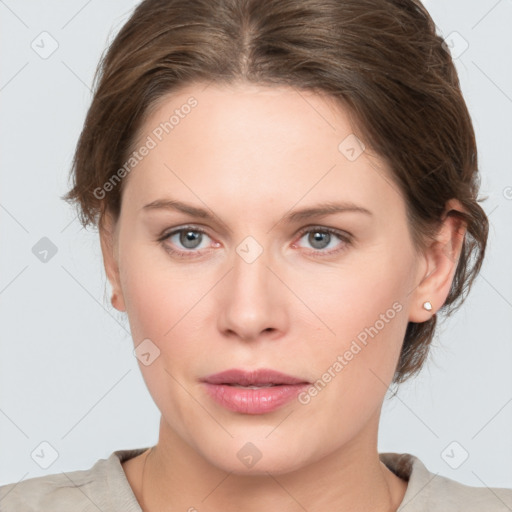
1;0;510;510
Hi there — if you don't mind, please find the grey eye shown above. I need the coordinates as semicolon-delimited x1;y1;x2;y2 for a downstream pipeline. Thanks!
178;230;203;249
307;231;331;250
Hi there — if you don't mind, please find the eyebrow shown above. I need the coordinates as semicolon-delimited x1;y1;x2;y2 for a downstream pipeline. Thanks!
141;198;373;224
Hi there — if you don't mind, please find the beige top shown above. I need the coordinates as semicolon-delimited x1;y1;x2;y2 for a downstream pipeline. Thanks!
1;448;511;511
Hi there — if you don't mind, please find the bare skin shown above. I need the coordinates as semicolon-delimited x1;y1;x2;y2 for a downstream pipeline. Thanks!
122;420;409;511
100;82;466;511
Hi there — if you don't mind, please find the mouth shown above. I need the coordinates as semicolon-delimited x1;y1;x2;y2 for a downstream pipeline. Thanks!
227;384;278;389
202;368;310;387
201;368;310;414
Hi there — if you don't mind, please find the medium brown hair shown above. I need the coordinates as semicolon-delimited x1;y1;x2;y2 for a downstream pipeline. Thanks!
62;0;488;383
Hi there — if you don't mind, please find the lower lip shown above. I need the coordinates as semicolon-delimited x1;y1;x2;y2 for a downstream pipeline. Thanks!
203;383;309;414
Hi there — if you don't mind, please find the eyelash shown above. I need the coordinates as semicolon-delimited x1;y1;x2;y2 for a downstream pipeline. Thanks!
157;225;352;259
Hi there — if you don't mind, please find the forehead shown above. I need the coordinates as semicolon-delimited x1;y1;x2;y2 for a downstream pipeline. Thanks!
135;82;355;158
121;82;403;219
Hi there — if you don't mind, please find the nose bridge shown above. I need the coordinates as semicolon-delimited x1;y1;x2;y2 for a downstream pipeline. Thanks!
231;235;273;307
218;234;285;339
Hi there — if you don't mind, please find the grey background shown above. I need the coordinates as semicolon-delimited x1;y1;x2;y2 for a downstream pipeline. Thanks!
1;0;511;489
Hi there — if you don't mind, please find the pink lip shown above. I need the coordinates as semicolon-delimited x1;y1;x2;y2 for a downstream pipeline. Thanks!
201;368;310;414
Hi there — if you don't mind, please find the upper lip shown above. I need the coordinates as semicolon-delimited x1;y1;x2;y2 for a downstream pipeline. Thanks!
202;368;310;386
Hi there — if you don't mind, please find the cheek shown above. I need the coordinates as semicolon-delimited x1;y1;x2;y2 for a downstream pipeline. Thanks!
305;286;407;397
292;284;409;445
118;249;207;419
296;247;413;397
118;245;194;351
310;250;411;342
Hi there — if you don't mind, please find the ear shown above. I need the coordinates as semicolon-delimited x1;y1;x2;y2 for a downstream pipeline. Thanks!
99;210;126;312
408;198;467;322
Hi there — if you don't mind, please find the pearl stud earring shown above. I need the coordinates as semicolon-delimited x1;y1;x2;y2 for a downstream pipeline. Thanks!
423;301;433;311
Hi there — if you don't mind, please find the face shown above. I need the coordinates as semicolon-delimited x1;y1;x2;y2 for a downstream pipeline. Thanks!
102;82;429;474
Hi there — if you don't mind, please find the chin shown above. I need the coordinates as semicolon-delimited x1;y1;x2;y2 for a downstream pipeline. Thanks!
197;436;317;476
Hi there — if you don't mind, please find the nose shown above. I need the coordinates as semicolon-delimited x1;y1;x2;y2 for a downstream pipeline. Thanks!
217;243;289;342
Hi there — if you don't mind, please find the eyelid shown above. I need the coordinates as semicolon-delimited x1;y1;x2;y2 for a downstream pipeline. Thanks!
158;224;212;241
292;225;353;254
295;224;352;240
158;224;352;257
157;225;216;259
157;225;215;246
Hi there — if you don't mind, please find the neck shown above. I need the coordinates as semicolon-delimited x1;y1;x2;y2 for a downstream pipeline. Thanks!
135;414;407;512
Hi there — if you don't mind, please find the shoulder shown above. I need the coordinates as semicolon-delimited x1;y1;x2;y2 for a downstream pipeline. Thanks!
380;452;512;512
0;447;148;512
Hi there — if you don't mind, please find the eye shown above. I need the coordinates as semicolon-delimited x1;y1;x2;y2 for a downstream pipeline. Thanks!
158;226;215;258
157;224;352;259
293;226;352;255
